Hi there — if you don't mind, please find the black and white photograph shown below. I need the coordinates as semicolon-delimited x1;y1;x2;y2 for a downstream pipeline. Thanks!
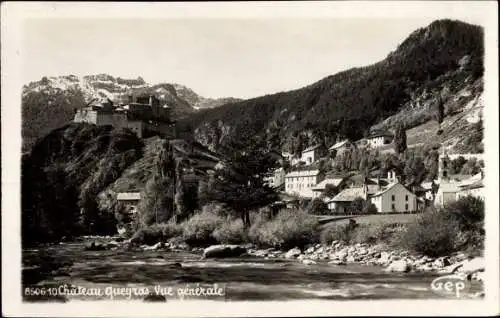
2;1;499;317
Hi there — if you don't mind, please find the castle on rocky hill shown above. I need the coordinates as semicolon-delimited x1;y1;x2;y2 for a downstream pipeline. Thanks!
74;95;176;138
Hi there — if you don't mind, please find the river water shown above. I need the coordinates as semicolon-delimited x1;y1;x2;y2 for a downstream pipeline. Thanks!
22;243;482;302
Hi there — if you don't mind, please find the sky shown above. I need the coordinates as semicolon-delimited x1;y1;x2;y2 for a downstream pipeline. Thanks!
22;17;485;99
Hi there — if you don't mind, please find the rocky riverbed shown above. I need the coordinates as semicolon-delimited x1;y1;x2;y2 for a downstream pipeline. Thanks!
22;237;484;302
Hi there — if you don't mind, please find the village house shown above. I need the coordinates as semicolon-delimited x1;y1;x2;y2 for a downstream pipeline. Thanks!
299;145;324;165
432;151;484;206
116;192;141;214
74;95;176;138
328;139;355;156
369;182;418;213
310;177;347;200
366;130;394;148
456;179;484;201
285;169;324;198
327;187;366;214
327;170;419;214
456;171;484;201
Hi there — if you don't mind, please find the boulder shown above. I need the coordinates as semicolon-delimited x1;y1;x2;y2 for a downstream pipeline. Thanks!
305;246;316;254
333;250;348;260
203;245;247;258
432;257;451;269
302;259;317;265
285;247;302;259
346;256;356;263
253;249;269;257
380;251;391;263
143;242;163;251
385;260;411;273
84;241;108;251
297;254;306;261
328;260;346;266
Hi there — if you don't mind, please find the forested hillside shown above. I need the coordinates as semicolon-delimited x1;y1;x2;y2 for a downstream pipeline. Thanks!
189;19;484;153
21;123;220;245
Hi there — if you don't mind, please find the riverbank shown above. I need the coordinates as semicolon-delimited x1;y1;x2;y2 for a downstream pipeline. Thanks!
78;235;485;282
22;240;484;302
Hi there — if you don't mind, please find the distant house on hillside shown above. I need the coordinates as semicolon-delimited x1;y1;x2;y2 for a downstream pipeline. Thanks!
369;182;418;213
366;130;394;148
285;169;324;198
300;144;326;165
74;95;175;138
328;139;355;156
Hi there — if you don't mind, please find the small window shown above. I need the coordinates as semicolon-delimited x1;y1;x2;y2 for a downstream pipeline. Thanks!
405;195;408;201
405;204;409;211
391;204;395;211
391;195;395;201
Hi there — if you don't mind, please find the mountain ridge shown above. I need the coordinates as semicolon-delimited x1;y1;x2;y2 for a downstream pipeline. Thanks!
22;74;242;150
185;19;484;154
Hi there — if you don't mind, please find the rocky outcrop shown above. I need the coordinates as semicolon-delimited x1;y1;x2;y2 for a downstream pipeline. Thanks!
203;245;247;258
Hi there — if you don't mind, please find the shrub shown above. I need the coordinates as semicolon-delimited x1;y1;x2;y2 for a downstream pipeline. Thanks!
212;218;246;244
444;195;484;231
181;210;225;247
362;201;378;214
130;222;182;245
248;209;319;249
443;196;485;252
308;198;330;215
320;220;359;245
399;210;460;257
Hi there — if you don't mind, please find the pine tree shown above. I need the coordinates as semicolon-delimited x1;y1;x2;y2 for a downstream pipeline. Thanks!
137;140;175;225
173;159;186;223
394;124;408;154
206;134;280;228
436;95;445;134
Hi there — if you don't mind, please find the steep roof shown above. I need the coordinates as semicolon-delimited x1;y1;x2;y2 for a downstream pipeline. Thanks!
329;140;352;150
329;187;365;202
459;179;484;190
311;178;346;191
370;182;415;197
285;169;320;178
302;144;322;153
458;172;483;187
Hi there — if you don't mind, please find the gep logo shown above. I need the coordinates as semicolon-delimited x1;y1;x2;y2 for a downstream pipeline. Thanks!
430;274;471;298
